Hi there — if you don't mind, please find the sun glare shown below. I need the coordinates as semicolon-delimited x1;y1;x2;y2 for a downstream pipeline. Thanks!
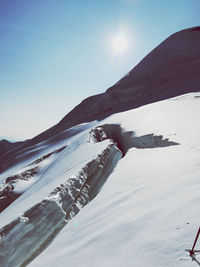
112;34;128;55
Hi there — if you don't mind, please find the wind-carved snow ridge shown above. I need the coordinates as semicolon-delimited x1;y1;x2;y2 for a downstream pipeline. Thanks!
88;124;179;157
0;142;122;267
0;145;67;213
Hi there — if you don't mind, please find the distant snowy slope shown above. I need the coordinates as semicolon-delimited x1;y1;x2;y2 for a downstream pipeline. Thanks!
29;92;200;267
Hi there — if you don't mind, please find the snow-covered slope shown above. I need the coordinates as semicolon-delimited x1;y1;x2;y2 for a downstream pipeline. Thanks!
30;93;200;267
0;122;123;266
1;92;200;266
1;26;200;267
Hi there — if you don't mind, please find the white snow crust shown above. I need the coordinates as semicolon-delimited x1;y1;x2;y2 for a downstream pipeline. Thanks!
30;92;200;267
1;92;200;267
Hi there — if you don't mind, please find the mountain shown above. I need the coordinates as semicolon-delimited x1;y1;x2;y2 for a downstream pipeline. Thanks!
0;26;200;174
0;27;200;266
0;139;23;158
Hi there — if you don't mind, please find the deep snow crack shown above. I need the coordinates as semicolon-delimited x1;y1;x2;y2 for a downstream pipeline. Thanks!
88;124;179;156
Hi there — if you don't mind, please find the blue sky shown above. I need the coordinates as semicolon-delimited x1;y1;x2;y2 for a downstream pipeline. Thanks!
0;0;199;140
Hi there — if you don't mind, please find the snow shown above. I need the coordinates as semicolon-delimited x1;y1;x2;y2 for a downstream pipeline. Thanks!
13;177;38;194
0;121;97;183
30;92;200;267
0;137;112;227
1;92;200;266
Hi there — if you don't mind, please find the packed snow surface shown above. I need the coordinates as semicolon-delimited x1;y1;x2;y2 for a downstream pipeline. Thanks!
1;92;200;266
28;92;200;267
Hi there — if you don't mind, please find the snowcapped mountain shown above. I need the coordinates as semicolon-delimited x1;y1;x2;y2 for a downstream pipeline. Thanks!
0;27;200;267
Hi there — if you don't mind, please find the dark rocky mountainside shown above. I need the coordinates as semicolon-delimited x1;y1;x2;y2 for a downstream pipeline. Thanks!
0;139;23;158
50;26;200;136
0;26;200;173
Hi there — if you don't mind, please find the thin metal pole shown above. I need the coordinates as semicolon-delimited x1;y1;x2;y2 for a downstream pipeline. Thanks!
190;227;200;255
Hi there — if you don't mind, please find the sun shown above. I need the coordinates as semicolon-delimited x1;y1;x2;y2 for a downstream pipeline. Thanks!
112;34;128;55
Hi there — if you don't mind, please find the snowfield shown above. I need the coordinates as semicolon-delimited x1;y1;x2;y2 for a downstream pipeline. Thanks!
1;92;200;266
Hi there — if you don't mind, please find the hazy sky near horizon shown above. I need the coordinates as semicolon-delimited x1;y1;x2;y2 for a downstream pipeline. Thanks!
1;0;199;140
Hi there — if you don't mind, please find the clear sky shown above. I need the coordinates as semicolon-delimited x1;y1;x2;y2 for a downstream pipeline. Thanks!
0;0;199;140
